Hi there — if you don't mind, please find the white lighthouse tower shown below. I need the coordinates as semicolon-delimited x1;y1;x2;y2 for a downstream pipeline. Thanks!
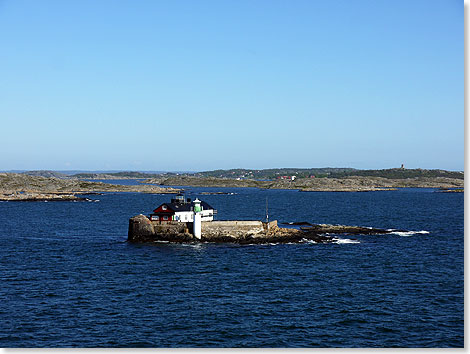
193;198;202;239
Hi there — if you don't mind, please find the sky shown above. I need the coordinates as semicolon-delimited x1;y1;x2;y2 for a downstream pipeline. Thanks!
0;0;463;171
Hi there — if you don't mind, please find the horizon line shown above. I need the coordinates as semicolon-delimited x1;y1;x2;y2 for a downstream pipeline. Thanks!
0;167;464;173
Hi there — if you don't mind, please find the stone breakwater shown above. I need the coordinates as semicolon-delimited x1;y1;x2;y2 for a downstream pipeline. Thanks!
128;215;395;244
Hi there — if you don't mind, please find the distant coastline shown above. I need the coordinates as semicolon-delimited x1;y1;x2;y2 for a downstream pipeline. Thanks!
143;175;463;192
0;168;463;200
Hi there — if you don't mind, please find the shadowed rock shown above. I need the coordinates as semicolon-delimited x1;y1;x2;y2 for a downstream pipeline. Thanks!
299;224;392;235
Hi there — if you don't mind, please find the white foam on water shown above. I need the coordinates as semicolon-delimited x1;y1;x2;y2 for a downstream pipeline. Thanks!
389;230;430;237
334;238;360;244
302;239;318;244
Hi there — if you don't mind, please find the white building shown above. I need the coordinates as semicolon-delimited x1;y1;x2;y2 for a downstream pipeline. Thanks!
149;194;216;223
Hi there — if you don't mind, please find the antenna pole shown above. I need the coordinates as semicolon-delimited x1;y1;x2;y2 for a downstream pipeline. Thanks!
266;197;269;231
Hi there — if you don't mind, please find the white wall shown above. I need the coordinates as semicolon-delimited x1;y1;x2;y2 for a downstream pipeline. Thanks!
200;209;214;221
174;210;214;222
175;211;193;222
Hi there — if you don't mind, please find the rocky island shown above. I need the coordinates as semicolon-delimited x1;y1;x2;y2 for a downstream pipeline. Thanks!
0;173;180;201
128;195;400;245
128;215;398;244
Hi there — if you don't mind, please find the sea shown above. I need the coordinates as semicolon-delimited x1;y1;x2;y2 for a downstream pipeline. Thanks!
0;181;464;347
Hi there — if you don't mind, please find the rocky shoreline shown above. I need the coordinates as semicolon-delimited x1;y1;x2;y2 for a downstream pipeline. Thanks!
128;215;397;245
0;172;463;201
0;192;91;202
437;188;464;193
143;175;464;192
0;173;180;201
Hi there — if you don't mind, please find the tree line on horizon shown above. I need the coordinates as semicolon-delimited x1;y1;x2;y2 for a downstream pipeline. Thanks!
17;168;465;180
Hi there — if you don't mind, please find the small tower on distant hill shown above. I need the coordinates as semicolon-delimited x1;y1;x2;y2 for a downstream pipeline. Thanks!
401;164;405;169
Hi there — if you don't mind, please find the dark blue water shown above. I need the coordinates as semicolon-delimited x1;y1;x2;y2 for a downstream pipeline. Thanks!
0;188;463;347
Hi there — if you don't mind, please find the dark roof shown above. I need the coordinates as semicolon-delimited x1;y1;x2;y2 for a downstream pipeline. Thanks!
154;200;215;213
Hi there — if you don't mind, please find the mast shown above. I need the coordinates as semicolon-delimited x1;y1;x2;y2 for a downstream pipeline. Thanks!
266;197;269;231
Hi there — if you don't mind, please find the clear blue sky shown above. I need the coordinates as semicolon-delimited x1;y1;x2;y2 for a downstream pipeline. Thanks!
0;0;463;171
